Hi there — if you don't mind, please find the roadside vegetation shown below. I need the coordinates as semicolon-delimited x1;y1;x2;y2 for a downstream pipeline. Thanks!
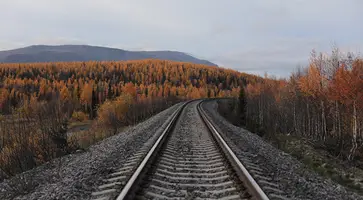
0;59;257;181
218;47;363;193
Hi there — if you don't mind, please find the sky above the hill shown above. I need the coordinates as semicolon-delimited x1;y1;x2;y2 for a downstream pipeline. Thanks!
1;0;362;77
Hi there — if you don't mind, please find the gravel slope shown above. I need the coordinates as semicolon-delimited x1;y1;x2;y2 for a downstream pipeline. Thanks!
0;102;183;200
202;100;363;200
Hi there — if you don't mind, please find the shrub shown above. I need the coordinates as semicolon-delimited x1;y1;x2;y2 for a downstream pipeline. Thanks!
97;94;133;134
71;111;88;122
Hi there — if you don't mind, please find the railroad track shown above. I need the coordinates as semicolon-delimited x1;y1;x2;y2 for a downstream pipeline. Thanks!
92;100;287;200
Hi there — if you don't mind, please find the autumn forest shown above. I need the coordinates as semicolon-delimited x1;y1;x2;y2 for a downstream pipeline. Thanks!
244;49;363;161
0;49;362;180
0;59;258;178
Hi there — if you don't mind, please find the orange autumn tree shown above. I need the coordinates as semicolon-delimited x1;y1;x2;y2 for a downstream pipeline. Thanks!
97;94;133;135
329;60;363;159
122;82;137;99
299;63;328;140
80;82;94;118
244;49;363;160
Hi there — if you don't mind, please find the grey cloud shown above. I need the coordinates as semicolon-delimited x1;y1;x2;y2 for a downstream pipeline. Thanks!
0;0;362;77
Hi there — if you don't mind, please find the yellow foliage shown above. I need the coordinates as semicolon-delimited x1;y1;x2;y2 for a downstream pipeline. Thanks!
97;94;133;127
71;111;88;122
60;87;71;101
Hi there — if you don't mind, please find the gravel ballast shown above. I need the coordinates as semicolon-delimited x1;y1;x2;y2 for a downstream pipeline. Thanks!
137;100;247;199
2;99;361;200
0;102;183;200
202;100;363;200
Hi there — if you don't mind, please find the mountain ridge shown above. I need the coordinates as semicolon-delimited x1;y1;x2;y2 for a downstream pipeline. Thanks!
0;45;217;66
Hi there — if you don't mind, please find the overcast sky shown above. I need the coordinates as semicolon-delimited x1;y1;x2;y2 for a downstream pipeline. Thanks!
1;0;362;77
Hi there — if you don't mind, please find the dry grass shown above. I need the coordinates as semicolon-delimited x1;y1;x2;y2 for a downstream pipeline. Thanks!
268;134;363;194
67;124;127;150
68;120;92;129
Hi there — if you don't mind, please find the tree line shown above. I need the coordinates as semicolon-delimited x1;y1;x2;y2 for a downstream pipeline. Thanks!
0;59;260;116
244;48;363;160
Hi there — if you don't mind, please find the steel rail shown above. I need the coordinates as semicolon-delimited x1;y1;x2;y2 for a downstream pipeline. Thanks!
116;101;189;200
197;101;270;200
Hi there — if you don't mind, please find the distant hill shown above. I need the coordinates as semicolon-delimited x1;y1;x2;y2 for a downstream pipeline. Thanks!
0;45;217;66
